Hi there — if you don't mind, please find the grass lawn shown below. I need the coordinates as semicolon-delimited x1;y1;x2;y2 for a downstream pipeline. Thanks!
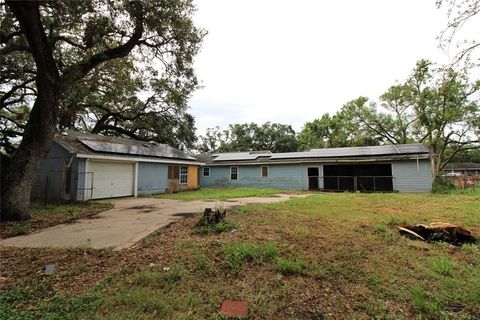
1;191;479;319
0;202;113;239
149;187;297;201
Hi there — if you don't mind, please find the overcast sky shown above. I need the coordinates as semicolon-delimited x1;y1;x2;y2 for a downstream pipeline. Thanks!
189;0;479;135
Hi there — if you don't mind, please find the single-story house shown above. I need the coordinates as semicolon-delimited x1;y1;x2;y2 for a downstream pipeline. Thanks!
198;144;433;193
443;163;480;177
31;131;202;201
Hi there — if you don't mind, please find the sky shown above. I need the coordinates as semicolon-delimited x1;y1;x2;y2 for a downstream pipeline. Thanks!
189;0;479;135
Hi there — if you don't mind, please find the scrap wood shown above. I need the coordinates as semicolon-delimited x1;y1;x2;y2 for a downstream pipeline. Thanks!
397;222;478;244
396;226;425;240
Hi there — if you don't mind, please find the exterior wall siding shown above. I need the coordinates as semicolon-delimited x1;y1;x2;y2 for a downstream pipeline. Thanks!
31;142;74;201
392;160;432;193
200;164;305;190
201;160;432;193
137;162;168;195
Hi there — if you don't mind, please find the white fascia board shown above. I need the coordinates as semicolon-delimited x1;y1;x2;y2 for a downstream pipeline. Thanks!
75;153;204;166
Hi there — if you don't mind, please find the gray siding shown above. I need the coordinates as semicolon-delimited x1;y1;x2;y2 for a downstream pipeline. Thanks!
392;160;432;192
200;164;305;190
31;142;74;201
137;162;168;195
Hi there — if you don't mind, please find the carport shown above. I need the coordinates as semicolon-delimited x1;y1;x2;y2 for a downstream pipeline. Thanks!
322;164;394;192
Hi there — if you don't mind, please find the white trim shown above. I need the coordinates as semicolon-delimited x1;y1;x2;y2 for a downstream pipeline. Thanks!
230;166;239;181
261;165;269;177
203;166;210;177
84;159;90;201
179;165;188;184
75;153;203;166
134;162;139;197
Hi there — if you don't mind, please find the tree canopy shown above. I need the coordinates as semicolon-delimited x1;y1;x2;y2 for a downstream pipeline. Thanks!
1;0;204;154
196;122;298;153
297;60;479;175
0;0;205;220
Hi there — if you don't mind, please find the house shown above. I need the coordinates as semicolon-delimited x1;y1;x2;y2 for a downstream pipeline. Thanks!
443;163;480;177
198;144;433;192
31;131;202;201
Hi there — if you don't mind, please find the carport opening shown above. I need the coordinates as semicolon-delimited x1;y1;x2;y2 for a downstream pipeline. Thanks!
323;164;393;192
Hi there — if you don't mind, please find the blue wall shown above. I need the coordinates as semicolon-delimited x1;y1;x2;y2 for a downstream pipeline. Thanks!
392;160;432;193
200;164;305;190
200;160;433;193
137;162;168;195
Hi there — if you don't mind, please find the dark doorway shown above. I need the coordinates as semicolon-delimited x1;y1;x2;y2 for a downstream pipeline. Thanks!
323;164;393;192
308;167;319;190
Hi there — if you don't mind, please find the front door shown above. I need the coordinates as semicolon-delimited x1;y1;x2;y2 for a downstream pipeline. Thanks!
308;167;319;190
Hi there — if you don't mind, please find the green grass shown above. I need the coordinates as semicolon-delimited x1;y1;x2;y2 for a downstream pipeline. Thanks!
220;242;278;272
149;187;295;201
0;202;113;239
2;192;480;319
274;256;308;275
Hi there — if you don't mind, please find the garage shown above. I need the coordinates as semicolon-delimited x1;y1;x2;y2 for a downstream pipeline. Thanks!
90;161;135;199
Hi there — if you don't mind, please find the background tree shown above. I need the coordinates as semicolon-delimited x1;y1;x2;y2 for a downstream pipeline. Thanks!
297;99;382;151
196;122;298;153
0;0;204;220
347;60;479;176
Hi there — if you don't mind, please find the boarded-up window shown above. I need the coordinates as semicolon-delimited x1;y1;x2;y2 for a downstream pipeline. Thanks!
261;166;268;177
168;165;179;179
230;166;238;180
179;165;188;184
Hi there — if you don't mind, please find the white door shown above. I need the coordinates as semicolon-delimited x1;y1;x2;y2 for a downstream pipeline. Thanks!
90;161;134;199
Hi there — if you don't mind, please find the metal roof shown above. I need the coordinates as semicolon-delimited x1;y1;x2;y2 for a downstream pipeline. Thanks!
55;130;196;161
206;144;430;163
212;151;271;161
271;144;430;160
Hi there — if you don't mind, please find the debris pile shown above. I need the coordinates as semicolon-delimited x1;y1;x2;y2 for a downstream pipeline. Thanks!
397;222;478;245
196;207;227;227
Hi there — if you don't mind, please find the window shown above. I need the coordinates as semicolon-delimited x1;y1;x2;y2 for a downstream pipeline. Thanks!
203;167;210;177
179;165;188;184
230;166;238;180
261;165;269;177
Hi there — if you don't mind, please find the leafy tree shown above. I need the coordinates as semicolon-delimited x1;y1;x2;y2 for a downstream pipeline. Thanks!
59;58;197;150
0;0;204;220
196;122;298;153
348;60;480;176
297;99;382;151
437;0;480;64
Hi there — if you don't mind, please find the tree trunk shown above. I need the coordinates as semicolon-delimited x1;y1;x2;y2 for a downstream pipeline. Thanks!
1;90;59;221
1;1;60;221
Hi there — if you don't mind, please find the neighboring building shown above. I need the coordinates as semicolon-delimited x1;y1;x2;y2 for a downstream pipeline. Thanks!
443;163;480;177
199;144;433;193
32;131;202;201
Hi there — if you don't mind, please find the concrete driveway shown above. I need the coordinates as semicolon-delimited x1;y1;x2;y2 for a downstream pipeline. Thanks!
0;194;306;250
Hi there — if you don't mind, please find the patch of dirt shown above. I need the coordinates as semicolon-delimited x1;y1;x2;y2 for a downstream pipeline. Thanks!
172;212;198;218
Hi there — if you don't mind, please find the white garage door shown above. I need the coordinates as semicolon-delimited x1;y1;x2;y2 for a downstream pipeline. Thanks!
90;161;134;199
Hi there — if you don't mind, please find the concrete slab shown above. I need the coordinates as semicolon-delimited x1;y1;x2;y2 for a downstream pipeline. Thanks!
0;194;307;250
